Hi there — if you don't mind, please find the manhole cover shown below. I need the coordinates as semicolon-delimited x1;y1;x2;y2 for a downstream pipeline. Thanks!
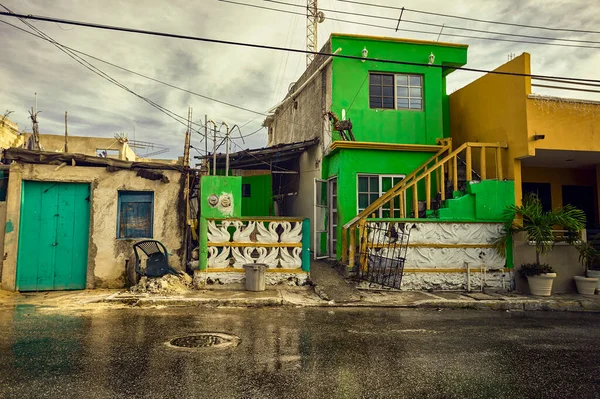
167;333;240;349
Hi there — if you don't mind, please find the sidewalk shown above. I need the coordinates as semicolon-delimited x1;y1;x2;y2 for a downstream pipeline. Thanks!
1;286;600;312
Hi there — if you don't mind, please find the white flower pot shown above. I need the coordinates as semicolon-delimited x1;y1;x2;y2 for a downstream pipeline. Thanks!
574;275;598;295
527;273;556;296
587;270;600;292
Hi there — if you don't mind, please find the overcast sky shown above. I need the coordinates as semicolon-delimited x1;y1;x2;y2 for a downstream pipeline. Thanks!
0;0;598;160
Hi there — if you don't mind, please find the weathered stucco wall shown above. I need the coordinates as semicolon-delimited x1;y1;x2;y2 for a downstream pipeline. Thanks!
268;40;332;147
365;221;508;291
0;118;20;149
20;134;137;160
2;162;184;290
266;41;333;233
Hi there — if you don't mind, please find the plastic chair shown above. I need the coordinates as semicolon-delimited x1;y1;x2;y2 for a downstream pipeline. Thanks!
133;240;175;278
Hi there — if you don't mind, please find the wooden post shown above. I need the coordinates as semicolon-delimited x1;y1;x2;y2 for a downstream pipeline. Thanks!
412;184;419;219
496;147;503;180
440;164;446;201
400;192;405;218
64;111;69;153
480;147;487;180
349;226;356;268
341;227;348;263
453;156;458;192
426;173;431;210
435;158;441;194
358;219;368;272
466;146;472;181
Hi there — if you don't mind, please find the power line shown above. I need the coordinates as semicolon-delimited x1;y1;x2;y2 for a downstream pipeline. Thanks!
266;0;600;45
1;18;300;144
224;0;600;49
0;7;202;137
336;0;600;35
0;17;272;144
1;11;599;84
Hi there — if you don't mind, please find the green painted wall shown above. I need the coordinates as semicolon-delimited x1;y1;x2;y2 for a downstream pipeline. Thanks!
323;148;437;255
241;174;273;217
436;180;515;222
330;35;467;145
200;176;242;219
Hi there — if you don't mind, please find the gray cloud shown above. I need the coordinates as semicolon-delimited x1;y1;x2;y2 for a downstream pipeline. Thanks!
1;0;598;160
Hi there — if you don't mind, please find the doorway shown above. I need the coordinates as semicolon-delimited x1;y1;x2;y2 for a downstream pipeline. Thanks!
16;181;90;291
562;185;595;228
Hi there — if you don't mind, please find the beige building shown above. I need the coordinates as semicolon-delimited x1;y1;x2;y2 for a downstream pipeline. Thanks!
0;118;187;291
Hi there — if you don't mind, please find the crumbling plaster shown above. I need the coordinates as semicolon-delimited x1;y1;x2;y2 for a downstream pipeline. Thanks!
1;162;184;291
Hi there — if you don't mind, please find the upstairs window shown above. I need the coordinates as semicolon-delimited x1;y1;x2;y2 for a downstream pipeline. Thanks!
117;191;154;238
369;73;423;111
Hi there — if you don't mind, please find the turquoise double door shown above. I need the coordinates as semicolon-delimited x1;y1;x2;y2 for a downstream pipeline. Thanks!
17;181;91;291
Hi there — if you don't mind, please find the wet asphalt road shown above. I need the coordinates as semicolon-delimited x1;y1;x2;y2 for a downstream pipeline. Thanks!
0;306;599;399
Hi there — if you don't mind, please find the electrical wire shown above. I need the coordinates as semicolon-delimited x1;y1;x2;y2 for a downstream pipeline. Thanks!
0;19;267;118
1;10;598;84
336;0;600;35
266;0;600;45
0;17;272;146
220;0;600;50
0;7;202;137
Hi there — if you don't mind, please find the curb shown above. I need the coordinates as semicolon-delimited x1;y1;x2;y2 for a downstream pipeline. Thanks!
96;295;600;312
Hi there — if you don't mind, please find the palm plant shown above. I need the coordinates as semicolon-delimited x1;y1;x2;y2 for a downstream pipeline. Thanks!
495;194;586;273
573;234;600;277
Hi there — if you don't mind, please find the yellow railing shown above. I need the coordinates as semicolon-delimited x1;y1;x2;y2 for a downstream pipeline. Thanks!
341;140;507;266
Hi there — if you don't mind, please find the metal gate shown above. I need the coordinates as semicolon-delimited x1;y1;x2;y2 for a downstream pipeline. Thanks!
357;222;412;289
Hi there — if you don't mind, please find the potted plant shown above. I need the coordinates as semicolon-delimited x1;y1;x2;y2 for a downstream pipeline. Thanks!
495;194;586;296
573;235;600;295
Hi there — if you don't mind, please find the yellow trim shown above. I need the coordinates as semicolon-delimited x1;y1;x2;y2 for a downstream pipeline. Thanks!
206;217;304;222
207;242;302;247
200;268;307;273
329;141;443;153
367;243;496;248
403;268;510;273
331;33;469;49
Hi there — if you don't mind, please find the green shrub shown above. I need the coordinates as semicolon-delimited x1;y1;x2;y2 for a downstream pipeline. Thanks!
518;263;555;277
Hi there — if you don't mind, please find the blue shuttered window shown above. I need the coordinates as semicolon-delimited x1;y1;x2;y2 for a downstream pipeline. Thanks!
117;191;154;238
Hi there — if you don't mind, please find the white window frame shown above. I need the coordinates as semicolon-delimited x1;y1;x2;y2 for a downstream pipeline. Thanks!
369;73;424;111
356;174;406;218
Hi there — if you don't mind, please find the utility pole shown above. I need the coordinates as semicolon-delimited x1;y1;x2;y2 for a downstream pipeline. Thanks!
204;114;209;175
206;119;218;176
64;111;69;152
183;107;192;168
222;122;230;177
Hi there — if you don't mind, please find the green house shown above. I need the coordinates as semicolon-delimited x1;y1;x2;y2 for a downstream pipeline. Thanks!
265;34;474;257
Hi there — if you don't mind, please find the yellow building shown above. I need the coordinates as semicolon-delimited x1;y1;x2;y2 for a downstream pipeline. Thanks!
450;53;600;228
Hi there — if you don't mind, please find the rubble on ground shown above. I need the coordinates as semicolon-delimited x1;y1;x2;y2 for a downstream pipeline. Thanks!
130;273;193;295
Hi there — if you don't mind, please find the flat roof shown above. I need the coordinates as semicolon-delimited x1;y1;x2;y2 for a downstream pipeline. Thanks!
330;33;468;49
